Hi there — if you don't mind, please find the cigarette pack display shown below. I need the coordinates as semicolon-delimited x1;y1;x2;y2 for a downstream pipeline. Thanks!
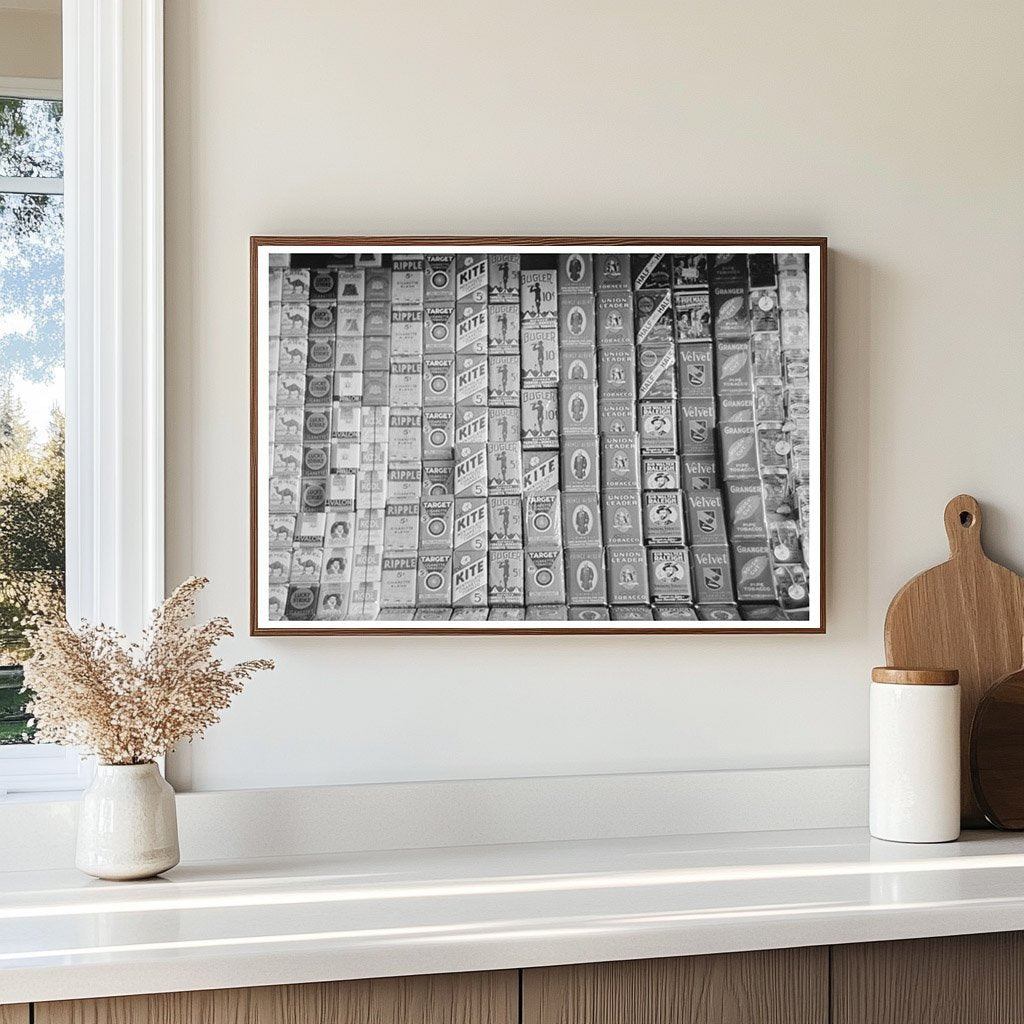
390;307;423;358
384;501;420;551
761;471;794;518
720;422;758;479
389;361;423;408
741;603;788;621
487;354;521;406
454;496;488;551
422;459;455;495
280;302;310;336
692;544;736;603
455;353;488;406
698;604;741;621
522;449;559;492
295;512;327;545
356;470;386;509
777;253;806;272
774;562;809;609
488;495;523;548
335;337;362;372
686;490;728;545
289;546;323;583
520;269;557;326
273;444;302;477
601;489;644;544
673;290;712;342
412;607;451;621
326;471;356;511
455;302;488;354
525;548;566;605
304;371;334;406
524;492;562;549
422;356;455;405
600;434;640;489
780;309;809;351
606;545;651;604
488;548;525;606
716;341;753;393
276;372;306;406
710;253;747;287
639;400;677;455
321;548;353;586
456;253;488;301
520;388;560;449
750;289;780;333
559;294;596;347
386;464;422;499
569;605;610;621
488;304;520;353
452;549;487;607
557;253;593;293
454;442;487;496
598;399;636;436
784;351;810;386
308;304;338;339
748;253;778;289
631;253;672;290
269;311;282;348
562;492;603;547
364;302;391;338
380;556;418;608
422;406;455;458
723;478;769;541
416;553;452;605
560;347;597;384
338;303;367;337
268;549;291;584
302;443;329;477
672;254;709;291
354;507;386;548
611;605;654;621
423;255;456;302
779;270;809;310
637;341;676;400
520;327;559;386
597;346;636;401
361;371;389;407
565;546;607;605
314;584;347;620
561;437;600;492
269;513;296;547
450;607;489;621
360;404;388;437
676;342;714;397
280;268;309;301
593;253;631;292
278;337;305;371
337;269;366;303
486;442;523;495
423;305;456;353
488;254;520;301
643;490;685;545
712;286;749;340
363;267;390;302
732;540;776;603
796;484;811;542
654;604;698;621
454;405;488;446
489;606;525;620
752;332;783;382
786;385;811;421
596;294;634;346
642;456;680;491
719;394;754;422
560;381;598;436
634;289;674;346
649;547;693;603
756;426;789;473
331;402;359;441
303;407;332;443
285;584;318;620
325;511;354;546
768;516;803;564
269;268;284;303
332;370;362;406
391;259;423;306
362;335;389;372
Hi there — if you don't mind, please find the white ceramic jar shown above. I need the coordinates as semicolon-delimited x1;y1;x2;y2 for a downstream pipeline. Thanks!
870;667;961;843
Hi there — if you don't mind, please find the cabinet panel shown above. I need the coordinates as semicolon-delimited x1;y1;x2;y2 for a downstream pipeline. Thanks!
832;932;1024;1024
36;971;518;1024
0;1007;29;1024
522;948;828;1024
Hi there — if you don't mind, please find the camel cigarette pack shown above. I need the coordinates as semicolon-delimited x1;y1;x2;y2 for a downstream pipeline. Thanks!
452;549;487;607
419;497;454;550
524;548;566;605
269;513;297;548
273;444;302;477
456;254;487;301
520;328;559;385
422;356;455;405
601;489;643;544
648;547;693;603
593;253;631;292
488;354;521;406
486;442;523;495
566;547;607;605
673;290;711;341
677;399;716;454
600;435;640;489
387;464;421;500
422;406;455;458
455;301;488;354
280;269;310;301
423;305;455;353
642;456;680;491
488;304;520;353
268;549;291;584
560;381;598;436
454;442;487;496
561;347;597;383
488;495;523;549
606;545;650;604
596;294;634;346
384;501;419;551
423;255;455;302
525;492;562;549
364;302;391;338
380;556;418;608
639;400;677;455
723;478;768;541
390;307;423;357
522;449;559;492
278;337;305;370
362;334;389;371
488;549;525;606
561;437;600;492
559;293;596;347
416;553;452;605
634;289;674;345
732;540;776;603
280;303;309;336
643;490;685;545
686;490;727;544
692;544;736;603
676;342;713;397
562;492;603;547
520;388;560;448
363;267;390;303
597;346;636;401
277;372;305;406
488;254;520;301
455;353;488;406
597;398;636;436
391;259;423;306
520;269;557;326
454;405;488;446
454;496;487;551
712;286;749;340
720;422;758;479
557;253;593;293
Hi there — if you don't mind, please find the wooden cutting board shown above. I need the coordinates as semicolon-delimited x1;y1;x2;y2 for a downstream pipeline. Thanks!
884;494;1024;826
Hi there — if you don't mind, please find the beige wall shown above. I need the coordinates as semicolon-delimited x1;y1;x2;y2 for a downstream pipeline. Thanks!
164;0;1024;790
0;8;60;81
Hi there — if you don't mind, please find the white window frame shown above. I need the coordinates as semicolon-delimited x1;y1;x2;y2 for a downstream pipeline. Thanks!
0;0;164;798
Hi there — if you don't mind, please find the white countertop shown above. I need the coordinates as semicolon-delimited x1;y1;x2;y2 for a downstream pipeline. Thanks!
4;826;1024;1004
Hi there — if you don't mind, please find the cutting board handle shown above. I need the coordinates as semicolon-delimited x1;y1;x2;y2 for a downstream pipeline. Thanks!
944;494;983;559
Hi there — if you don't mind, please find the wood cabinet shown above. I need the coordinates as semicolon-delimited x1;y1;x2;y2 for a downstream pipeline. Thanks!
522;948;828;1024
34;972;517;1024
0;1007;29;1024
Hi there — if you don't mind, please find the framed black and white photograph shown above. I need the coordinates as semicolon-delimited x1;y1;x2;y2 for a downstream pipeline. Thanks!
250;237;826;634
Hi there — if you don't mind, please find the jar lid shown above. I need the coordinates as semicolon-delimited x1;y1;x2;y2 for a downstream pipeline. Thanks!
871;667;959;686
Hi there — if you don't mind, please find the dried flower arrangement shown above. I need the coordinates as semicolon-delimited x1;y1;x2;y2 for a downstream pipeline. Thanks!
23;577;273;765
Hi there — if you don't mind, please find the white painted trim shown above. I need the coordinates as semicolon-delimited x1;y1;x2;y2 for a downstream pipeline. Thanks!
0;174;63;193
63;0;164;633
0;765;869;870
0;75;62;100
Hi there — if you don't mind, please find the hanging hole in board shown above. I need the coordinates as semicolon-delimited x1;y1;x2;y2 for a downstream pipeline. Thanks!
960;511;974;527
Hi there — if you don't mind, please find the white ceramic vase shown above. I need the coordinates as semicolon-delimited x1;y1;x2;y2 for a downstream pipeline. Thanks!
76;762;180;880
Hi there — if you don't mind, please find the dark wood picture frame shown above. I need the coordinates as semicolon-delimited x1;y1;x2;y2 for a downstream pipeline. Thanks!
250;236;827;636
